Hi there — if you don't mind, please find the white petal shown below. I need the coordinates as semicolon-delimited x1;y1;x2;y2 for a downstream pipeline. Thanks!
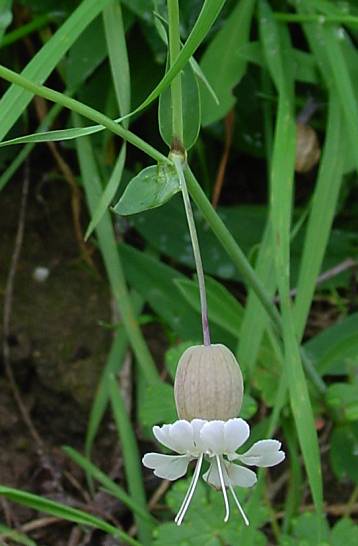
200;420;225;453
223;418;250;454
237;439;285;467
153;420;196;454
203;459;225;488
191;419;207;451
153;424;176;451
226;462;257;487
169;420;195;452
142;453;190;480
203;460;257;489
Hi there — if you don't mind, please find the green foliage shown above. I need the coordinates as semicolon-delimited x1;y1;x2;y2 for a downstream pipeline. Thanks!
153;478;269;546
114;163;180;215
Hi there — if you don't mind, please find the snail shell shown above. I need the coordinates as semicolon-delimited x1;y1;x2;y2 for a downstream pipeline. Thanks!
174;343;243;421
295;122;321;173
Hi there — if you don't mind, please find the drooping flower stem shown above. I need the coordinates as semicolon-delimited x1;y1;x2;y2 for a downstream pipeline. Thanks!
173;154;211;346
167;1;210;345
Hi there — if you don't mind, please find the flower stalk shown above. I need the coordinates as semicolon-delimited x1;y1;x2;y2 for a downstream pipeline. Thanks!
172;154;211;345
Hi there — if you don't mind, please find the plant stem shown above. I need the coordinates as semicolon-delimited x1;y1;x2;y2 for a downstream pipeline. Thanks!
167;0;183;146
173;154;211;345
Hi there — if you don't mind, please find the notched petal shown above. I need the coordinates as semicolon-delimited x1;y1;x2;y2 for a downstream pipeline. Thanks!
238;439;285;467
200;420;225;453
223;418;250;454
142;452;191;480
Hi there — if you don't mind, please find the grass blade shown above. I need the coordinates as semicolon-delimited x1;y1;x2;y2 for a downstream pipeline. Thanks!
73;112;159;383
259;0;323;528
0;64;169;163
293;91;345;338
85;293;143;458
109;375;152;545
0;523;37;546
0;486;141;546
64;446;154;524
0;0;111;142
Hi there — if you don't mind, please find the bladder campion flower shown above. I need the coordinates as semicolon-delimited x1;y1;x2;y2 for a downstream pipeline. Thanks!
142;417;285;525
142;343;285;526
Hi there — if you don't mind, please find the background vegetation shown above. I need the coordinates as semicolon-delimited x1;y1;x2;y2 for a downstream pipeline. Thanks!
0;0;357;545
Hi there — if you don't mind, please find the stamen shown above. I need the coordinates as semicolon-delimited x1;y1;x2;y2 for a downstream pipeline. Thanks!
216;455;230;522
227;481;250;526
175;454;203;526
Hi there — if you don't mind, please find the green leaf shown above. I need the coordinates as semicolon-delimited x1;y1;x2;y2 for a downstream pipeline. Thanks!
326;383;358;421
154;478;268;545
113;163;180;216
200;0;255;125
280;512;330;545
159;61;201;150
139;381;177;427
0;486;140;546
65;17;107;90
331;518;358;546
330;423;358;484
304;313;358;376
237;42;319;84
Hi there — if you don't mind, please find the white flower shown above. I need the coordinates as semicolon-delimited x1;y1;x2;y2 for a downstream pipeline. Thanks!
142;418;285;526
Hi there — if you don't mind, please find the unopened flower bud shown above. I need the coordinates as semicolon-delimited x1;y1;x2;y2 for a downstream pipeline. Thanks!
174;344;243;421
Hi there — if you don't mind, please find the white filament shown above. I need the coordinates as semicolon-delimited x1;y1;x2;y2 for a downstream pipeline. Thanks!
227;481;249;526
175;454;203;526
216;455;230;522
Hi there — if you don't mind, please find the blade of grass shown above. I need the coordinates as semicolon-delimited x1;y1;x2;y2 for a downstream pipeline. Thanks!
85;292;143;458
0;64;169;164
293;91;345;338
0;30;107;193
0;101;62;192
0;486;141;546
0;0;111;142
259;0;323;529
109;375;152;546
119;0;226;123
298;2;358;175
63;446;154;524
84;0;130;239
237;224;276;377
0;524;37;546
0;0;226;147
73;112;159;384
1;13;55;49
